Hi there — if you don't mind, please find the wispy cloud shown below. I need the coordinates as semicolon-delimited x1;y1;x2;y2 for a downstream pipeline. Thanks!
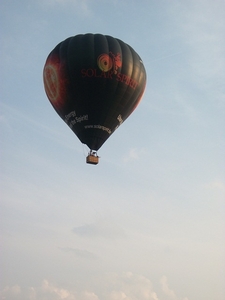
148;0;225;122
0;102;80;153
59;247;97;259
73;220;126;239
174;0;225;101
40;0;92;16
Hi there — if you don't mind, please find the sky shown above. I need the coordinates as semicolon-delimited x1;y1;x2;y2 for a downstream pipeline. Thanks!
0;0;225;299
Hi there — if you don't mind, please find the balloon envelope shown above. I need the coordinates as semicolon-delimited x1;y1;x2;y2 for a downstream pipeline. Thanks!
43;33;146;151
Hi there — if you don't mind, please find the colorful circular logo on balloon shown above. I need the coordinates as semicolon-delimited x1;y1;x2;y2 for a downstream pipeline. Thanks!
43;64;59;102
43;59;67;111
97;54;113;72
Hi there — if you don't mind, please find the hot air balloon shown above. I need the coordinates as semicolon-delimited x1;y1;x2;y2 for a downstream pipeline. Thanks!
43;33;146;164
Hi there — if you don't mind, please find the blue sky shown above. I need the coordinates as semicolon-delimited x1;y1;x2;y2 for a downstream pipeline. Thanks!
1;0;225;299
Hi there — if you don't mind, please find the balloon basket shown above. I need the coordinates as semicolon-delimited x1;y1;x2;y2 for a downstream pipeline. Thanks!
86;152;99;165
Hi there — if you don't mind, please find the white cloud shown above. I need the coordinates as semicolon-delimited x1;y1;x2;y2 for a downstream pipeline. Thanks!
0;281;72;300
123;148;147;162
0;280;97;300
0;285;21;299
80;291;99;300
109;291;128;300
0;274;191;300
41;280;73;299
204;180;225;190
160;276;177;300
107;272;159;300
160;276;189;300
27;287;36;300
